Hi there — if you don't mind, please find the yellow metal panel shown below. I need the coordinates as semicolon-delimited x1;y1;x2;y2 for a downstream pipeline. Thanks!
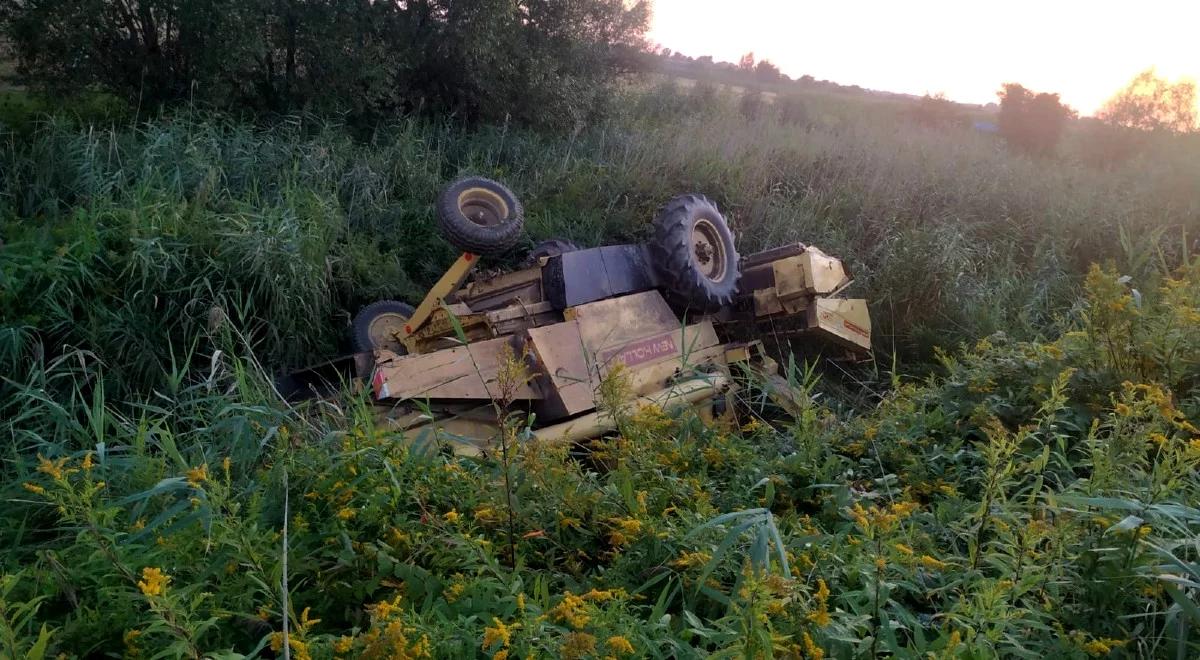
568;290;680;356
526;320;595;416
772;255;809;299
798;247;850;295
373;335;540;401
753;288;784;316
807;297;872;351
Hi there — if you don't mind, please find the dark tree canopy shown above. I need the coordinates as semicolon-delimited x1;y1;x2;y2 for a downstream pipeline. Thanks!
1098;69;1197;134
754;59;780;82
1;0;650;129
997;83;1076;156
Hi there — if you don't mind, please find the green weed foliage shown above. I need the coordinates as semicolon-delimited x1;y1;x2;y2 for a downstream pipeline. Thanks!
2;91;1200;657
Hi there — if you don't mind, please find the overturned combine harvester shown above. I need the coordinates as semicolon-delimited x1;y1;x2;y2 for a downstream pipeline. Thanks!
283;177;871;455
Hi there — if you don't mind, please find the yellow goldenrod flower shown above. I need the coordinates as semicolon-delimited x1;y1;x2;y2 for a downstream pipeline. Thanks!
894;543;914;556
1082;638;1126;656
186;464;208;486
337;507;356;520
670;551;712;570
269;633;312;660
409;635;432;658
561;632;597;660
482;618;516;649
550;592;591;629
802;631;825;660
492;650;509;660
299;606;321;631
608;517;642;546
81;452;94;471
123;629;142;657
137;567;170;597
37;454;70;480
920;555;949;571
807;579;831;627
606;635;635;655
443;509;460;524
444;575;467;603
333;636;354;654
370;595;402;620
22;482;45;495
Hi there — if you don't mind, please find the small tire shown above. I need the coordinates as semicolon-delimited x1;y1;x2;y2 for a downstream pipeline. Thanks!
436;176;524;256
522;238;580;267
351;300;416;354
649;194;740;312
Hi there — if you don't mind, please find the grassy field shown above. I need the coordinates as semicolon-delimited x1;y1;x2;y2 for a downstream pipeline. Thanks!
2;87;1200;657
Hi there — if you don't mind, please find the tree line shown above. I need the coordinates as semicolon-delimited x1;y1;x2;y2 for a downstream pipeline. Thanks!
0;0;650;129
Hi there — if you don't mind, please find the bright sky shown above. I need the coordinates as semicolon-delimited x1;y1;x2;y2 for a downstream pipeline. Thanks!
648;0;1200;115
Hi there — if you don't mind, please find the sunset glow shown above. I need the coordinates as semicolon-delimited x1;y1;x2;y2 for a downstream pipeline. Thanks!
648;0;1200;115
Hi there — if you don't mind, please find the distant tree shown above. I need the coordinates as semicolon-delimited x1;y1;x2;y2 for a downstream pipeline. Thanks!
799;74;814;85
1097;69;1197;133
697;55;714;65
754;59;780;82
738;52;755;71
660;47;673;58
2;0;650;129
997;83;1076;156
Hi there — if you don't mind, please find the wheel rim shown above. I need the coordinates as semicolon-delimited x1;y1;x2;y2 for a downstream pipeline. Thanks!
367;312;409;352
690;218;727;281
457;188;509;227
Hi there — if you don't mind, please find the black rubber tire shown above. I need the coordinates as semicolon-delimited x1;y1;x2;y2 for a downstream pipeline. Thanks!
351;300;416;354
649;194;740;312
522;238;580;267
436;176;524;256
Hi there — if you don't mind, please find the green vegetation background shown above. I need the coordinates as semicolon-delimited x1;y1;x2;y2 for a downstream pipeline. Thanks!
2;77;1200;657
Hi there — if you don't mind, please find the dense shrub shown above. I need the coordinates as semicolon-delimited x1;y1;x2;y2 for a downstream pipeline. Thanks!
997;83;1076;156
1;0;649;129
908;93;967;129
738;88;764;122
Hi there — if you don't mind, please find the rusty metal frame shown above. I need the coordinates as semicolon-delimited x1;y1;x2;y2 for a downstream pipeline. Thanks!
400;252;479;353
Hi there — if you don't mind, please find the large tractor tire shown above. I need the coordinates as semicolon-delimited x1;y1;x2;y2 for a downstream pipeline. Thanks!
351;300;416;354
436;176;524;256
522;238;580;267
649;194;740;312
